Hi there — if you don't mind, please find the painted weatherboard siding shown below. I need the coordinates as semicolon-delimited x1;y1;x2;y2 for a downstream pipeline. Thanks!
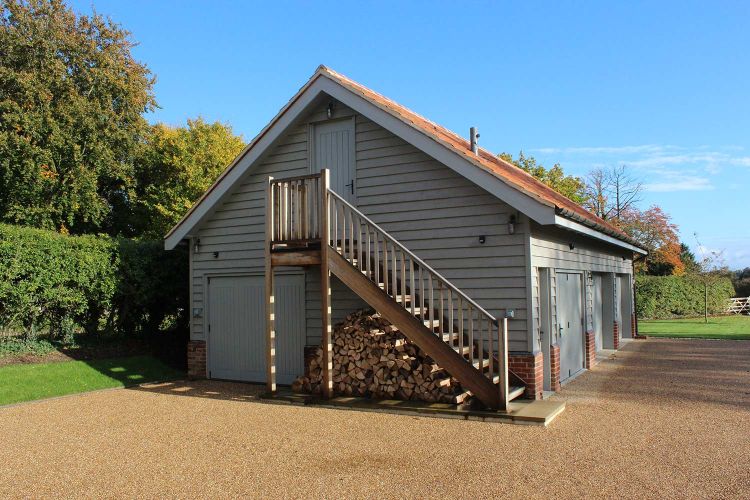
190;123;310;339
529;224;632;353
353;114;530;352
190;98;530;353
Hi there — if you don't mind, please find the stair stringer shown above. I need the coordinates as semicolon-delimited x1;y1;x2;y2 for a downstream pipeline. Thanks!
328;249;501;409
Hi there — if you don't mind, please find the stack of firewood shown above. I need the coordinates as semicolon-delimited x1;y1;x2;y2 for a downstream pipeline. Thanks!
292;309;463;403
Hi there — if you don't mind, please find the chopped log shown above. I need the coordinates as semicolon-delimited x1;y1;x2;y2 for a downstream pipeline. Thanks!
292;308;466;404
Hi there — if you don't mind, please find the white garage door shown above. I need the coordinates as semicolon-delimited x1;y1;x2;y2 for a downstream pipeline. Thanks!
557;272;584;382
207;274;305;384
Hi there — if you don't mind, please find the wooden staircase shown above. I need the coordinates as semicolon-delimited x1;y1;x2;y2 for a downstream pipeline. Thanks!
265;170;525;411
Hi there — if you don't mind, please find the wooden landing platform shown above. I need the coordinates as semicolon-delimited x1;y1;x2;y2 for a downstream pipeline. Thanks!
270;248;321;267
260;389;565;426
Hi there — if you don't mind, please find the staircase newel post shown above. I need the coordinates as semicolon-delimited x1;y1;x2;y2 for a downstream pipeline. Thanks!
265;175;276;394
319;169;333;399
499;317;509;411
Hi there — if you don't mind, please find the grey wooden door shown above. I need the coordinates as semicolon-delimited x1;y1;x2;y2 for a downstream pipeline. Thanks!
312;119;356;203
619;274;632;339
207;274;305;384
592;273;604;351
557;272;584;382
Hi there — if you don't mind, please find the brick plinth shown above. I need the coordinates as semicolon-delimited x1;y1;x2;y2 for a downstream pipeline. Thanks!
585;331;596;368
508;351;544;400
613;321;620;350
187;340;207;379
549;344;561;392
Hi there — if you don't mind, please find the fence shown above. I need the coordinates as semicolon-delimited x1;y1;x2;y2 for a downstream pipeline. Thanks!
726;297;750;315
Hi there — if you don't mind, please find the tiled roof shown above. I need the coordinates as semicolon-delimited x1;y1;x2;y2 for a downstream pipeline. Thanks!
319;66;639;247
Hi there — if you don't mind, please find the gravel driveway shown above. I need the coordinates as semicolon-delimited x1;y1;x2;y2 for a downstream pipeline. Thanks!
1;338;748;498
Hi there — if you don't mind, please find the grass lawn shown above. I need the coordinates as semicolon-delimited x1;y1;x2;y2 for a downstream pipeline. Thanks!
0;355;183;406
639;315;750;340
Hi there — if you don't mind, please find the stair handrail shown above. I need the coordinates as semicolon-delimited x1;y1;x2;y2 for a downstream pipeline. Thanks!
327;189;498;325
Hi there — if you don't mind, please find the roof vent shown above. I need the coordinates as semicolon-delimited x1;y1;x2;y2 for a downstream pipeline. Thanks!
470;127;480;155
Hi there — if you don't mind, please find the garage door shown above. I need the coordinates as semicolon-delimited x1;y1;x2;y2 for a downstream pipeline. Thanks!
207;274;305;384
557;272;584;382
592;273;604;352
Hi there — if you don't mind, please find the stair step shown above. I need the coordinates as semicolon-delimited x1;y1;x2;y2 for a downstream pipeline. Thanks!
440;332;460;342
391;294;413;305
422;319;441;329
451;384;526;405
508;385;526;401
452;345;471;355
472;359;490;370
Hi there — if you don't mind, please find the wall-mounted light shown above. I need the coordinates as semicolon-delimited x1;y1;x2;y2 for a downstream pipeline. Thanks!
213;251;220;259
478;235;486;245
326;101;334;119
193;238;200;254
569;242;575;250
508;214;516;235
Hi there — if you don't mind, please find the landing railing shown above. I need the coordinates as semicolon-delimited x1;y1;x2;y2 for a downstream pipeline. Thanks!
267;170;510;408
269;173;322;247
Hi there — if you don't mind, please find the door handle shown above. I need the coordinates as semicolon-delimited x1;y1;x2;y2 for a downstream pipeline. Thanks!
346;181;354;194
559;325;564;337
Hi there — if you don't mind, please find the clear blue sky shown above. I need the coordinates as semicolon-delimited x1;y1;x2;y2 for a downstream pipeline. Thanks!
71;0;750;268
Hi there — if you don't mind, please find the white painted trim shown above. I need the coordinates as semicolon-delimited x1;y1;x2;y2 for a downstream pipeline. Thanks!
553;215;646;254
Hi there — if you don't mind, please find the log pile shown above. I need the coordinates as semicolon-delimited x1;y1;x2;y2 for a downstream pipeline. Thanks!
292;309;464;403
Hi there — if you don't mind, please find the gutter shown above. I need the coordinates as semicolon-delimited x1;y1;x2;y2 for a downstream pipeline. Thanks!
555;207;646;252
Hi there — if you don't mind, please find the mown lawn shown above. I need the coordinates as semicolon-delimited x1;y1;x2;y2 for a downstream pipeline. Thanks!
0;355;183;406
639;315;750;340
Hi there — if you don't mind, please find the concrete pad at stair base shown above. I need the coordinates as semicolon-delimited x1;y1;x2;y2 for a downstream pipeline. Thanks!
261;390;566;426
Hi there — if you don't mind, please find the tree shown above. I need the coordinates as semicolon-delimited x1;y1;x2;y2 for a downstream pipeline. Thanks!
618;205;683;275
692;234;731;323
680;243;700;274
0;0;156;234
499;151;585;204
584;165;643;221
131;118;245;238
732;268;750;298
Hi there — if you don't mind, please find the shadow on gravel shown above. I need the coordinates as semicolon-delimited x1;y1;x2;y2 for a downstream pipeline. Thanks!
129;379;266;403
594;339;750;411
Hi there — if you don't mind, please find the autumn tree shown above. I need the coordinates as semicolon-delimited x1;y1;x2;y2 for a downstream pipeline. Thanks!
130;118;245;239
0;0;156;234
618;205;683;275
499;151;585;204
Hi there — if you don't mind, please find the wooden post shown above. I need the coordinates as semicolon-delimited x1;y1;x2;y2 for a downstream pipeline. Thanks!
265;176;276;394
499;317;509;411
319;169;333;398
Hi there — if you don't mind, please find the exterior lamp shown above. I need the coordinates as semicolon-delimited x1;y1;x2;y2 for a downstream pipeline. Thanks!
507;214;516;235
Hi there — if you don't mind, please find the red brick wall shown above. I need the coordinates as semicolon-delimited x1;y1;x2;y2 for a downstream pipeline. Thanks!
508;351;543;400
585;331;596;368
549;344;561;392
613;321;620;350
187;340;206;379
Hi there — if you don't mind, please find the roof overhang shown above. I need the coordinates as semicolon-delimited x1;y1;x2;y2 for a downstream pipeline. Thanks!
553;215;648;255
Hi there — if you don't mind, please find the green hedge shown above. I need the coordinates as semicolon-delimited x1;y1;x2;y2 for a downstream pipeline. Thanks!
0;224;188;340
636;275;735;319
